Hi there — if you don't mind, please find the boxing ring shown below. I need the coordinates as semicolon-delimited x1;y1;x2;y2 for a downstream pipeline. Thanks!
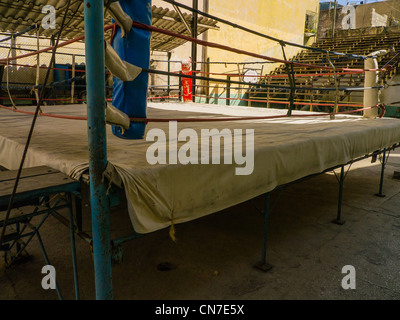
1;0;400;300
1;102;400;234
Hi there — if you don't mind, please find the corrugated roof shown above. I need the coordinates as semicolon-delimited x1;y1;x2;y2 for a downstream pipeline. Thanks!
0;1;218;52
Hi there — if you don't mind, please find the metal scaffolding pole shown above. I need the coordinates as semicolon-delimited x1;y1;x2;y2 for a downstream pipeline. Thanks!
192;0;198;102
84;0;113;300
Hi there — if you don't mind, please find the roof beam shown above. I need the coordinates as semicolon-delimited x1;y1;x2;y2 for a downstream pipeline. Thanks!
173;4;192;34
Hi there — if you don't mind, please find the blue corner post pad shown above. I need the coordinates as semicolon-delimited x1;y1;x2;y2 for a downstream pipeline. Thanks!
112;0;152;140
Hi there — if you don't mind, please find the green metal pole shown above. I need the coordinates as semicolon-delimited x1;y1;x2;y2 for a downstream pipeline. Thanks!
84;0;113;300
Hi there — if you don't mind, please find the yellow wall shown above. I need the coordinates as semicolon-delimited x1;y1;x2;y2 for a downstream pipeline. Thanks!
207;0;320;74
150;0;319;97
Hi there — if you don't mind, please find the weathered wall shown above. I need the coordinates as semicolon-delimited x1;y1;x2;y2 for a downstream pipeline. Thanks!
206;0;319;74
151;0;320;99
318;0;400;39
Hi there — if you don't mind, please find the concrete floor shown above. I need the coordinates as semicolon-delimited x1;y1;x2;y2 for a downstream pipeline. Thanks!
1;150;400;300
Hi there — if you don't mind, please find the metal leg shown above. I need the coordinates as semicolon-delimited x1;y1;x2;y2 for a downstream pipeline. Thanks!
36;231;63;300
73;192;83;232
375;149;387;198
67;193;80;300
6;211;49;268
254;193;273;272
6;206;41;258
332;166;346;225
15;222;21;253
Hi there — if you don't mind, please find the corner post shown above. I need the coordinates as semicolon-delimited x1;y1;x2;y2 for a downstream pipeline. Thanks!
84;0;113;300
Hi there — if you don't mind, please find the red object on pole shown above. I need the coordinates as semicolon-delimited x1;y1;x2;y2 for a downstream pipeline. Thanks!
182;58;193;102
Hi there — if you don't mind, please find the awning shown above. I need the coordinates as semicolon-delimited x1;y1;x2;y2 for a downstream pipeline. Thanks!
0;1;218;52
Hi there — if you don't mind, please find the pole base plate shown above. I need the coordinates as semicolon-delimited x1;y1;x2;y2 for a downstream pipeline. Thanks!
332;219;346;226
254;262;273;273
375;193;386;198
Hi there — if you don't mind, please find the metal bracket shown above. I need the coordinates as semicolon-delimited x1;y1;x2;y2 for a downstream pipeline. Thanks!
331;219;346;226
254;262;273;273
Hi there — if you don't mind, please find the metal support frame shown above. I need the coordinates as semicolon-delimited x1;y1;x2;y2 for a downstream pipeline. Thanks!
280;44;295;116
191;0;198;103
75;146;398;279
33;144;395;291
206;57;210;104
71;54;76;104
67;193;80;300
331;147;392;225
251;146;399;273
375;148;387;198
254;193;273;272
2;200;52;265
332;165;346;225
167;52;172;97
84;0;113;300
226;76;231;106
1;195;79;300
179;71;183;102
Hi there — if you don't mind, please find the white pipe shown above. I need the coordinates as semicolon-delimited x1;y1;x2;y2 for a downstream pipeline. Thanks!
364;50;387;119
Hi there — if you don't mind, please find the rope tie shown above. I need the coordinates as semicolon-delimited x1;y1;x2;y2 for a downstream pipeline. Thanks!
101;171;114;196
378;104;386;118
